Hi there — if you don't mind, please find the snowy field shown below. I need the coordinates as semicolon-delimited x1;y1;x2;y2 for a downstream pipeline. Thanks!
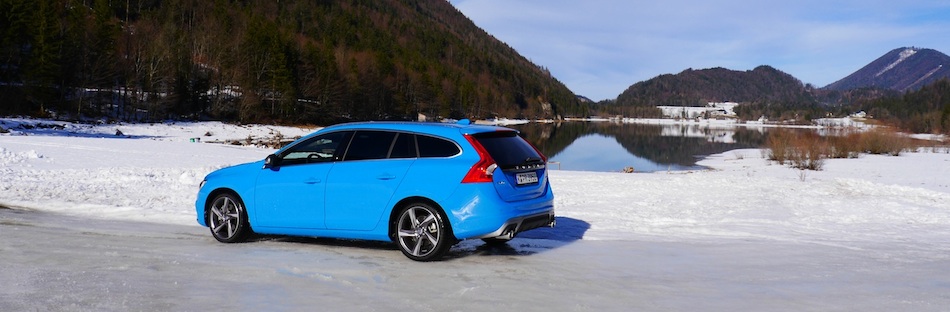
2;117;950;310
2;117;949;249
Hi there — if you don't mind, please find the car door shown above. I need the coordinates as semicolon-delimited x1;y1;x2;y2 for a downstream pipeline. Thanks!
325;131;415;231
254;131;352;229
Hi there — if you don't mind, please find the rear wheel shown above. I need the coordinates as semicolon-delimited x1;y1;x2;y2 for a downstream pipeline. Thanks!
208;193;251;243
395;202;452;261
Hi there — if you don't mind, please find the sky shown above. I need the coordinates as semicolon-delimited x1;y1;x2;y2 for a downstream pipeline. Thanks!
450;0;950;101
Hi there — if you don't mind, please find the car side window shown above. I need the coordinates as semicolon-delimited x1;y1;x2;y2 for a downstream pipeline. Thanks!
389;133;418;159
343;131;397;161
280;131;352;165
417;135;460;158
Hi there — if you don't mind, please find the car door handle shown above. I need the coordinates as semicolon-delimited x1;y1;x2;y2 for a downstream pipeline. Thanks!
304;178;322;184
376;174;396;180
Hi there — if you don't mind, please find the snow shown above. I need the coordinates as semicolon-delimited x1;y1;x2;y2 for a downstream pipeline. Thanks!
908;64;945;89
2;118;949;244
876;47;918;77
657;102;739;119
0;118;315;224
3;117;950;308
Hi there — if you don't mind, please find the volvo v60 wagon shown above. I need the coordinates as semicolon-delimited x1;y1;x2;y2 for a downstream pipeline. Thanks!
195;120;555;261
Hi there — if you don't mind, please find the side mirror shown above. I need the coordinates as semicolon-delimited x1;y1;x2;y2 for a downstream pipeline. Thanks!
264;154;281;169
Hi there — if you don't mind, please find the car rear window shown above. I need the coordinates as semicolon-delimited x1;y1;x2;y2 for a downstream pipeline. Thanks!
473;131;543;169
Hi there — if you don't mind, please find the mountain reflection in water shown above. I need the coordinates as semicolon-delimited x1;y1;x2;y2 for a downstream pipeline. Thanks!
509;122;769;173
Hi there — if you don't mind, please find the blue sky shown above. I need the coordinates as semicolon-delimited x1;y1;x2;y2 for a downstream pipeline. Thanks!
450;0;950;101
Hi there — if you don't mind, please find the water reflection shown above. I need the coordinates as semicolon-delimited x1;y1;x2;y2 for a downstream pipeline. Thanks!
510;122;769;172
548;134;703;172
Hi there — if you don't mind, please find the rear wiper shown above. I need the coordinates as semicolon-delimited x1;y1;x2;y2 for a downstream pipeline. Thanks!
524;157;543;164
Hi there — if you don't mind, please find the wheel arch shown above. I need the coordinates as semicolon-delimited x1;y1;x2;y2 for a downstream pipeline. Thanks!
388;196;455;242
204;188;243;220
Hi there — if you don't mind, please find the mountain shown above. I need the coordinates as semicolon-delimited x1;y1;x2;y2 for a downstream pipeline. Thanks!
824;47;950;92
0;0;582;123
616;66;811;107
576;95;594;103
597;66;821;122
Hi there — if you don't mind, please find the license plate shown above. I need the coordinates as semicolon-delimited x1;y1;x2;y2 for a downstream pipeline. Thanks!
516;172;538;185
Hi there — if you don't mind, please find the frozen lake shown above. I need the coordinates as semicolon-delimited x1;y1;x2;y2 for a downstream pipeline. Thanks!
511;122;771;172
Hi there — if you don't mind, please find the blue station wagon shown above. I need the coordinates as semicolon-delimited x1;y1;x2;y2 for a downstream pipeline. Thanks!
195;120;555;261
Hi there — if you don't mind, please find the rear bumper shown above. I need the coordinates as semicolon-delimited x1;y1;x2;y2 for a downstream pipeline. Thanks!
477;211;556;239
444;181;555;240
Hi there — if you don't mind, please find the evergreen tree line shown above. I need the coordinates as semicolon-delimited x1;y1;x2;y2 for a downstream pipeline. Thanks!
861;79;950;134
0;0;583;124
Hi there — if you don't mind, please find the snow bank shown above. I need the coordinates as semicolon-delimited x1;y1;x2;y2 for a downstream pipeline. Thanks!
0;117;316;143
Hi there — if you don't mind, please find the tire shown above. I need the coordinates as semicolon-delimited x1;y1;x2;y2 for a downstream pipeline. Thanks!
395;202;452;261
207;193;251;243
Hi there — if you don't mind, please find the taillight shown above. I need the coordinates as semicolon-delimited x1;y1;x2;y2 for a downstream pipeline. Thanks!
461;134;497;183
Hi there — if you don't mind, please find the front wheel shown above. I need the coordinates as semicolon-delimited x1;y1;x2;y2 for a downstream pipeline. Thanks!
207;193;251;243
395;202;452;261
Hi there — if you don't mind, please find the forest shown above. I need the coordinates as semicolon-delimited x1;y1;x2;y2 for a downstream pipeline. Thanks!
0;0;584;124
861;79;950;134
1;0;946;134
608;66;825;123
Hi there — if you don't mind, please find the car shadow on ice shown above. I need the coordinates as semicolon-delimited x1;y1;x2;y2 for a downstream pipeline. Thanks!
447;216;590;259
244;217;590;261
251;235;399;251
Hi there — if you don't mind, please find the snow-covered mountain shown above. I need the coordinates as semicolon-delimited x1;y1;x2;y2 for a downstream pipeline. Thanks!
824;47;950;91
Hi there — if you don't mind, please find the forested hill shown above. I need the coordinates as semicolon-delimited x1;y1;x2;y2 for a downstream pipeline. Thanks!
0;0;582;124
613;66;819;121
616;66;812;107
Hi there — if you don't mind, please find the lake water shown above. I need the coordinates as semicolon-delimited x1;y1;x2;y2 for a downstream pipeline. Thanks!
509;122;774;172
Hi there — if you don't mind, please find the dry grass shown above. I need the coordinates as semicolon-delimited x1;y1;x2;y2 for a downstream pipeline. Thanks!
857;128;914;156
766;127;917;171
826;132;862;159
766;130;826;170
